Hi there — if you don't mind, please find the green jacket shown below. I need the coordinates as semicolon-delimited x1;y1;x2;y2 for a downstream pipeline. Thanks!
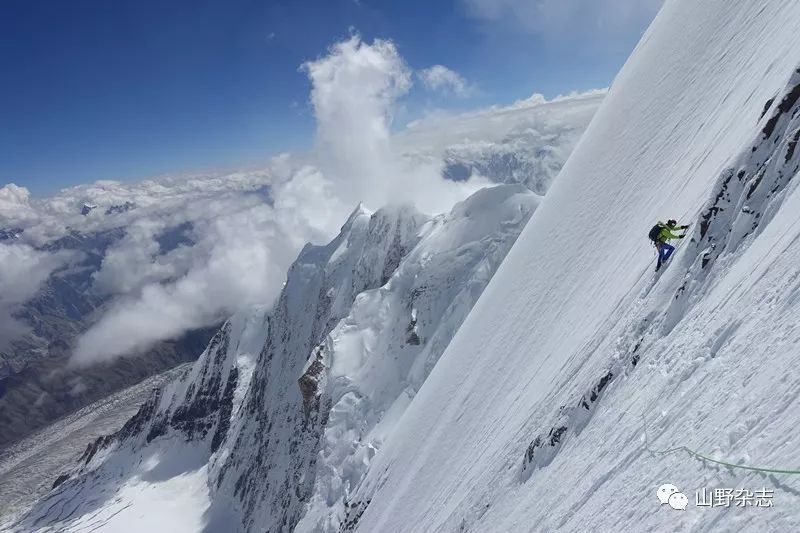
657;224;683;243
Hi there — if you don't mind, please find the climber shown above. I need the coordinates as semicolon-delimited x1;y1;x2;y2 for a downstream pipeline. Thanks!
648;219;690;271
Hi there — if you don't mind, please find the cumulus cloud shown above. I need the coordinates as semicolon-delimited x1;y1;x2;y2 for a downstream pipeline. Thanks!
0;183;43;235
302;35;410;209
0;183;31;206
302;34;490;216
462;0;662;43
418;65;475;97
91;218;190;296
0;166;311;364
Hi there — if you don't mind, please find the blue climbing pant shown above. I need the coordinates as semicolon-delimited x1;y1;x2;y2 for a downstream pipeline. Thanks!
657;242;675;269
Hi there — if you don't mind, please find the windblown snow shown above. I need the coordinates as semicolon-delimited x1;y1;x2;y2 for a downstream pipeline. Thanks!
9;0;800;532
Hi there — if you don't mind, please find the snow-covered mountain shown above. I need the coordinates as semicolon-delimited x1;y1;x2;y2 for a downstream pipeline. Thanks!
5;184;537;531
12;1;800;531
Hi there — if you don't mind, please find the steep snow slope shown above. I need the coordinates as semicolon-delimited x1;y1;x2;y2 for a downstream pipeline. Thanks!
348;1;800;532
6;184;537;532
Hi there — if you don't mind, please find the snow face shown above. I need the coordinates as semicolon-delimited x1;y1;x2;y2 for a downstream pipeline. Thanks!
342;1;800;532
7;184;537;532
25;442;213;533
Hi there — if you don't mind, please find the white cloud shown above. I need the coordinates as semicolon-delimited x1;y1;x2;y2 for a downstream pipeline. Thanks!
462;0;662;43
302;35;411;210
0;243;73;349
64;161;328;365
0;184;43;236
302;34;490;216
418;65;475;97
91;217;187;296
0;183;31;205
71;200;305;365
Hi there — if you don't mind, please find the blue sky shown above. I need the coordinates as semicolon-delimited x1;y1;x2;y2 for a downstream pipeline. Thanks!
1;0;660;196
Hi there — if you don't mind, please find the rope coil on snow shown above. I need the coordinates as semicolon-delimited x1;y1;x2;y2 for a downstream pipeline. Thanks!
642;415;800;475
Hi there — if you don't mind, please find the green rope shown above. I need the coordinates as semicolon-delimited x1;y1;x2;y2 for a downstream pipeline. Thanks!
641;415;800;475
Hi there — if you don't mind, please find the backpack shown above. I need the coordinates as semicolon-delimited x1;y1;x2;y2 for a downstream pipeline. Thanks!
648;223;662;244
